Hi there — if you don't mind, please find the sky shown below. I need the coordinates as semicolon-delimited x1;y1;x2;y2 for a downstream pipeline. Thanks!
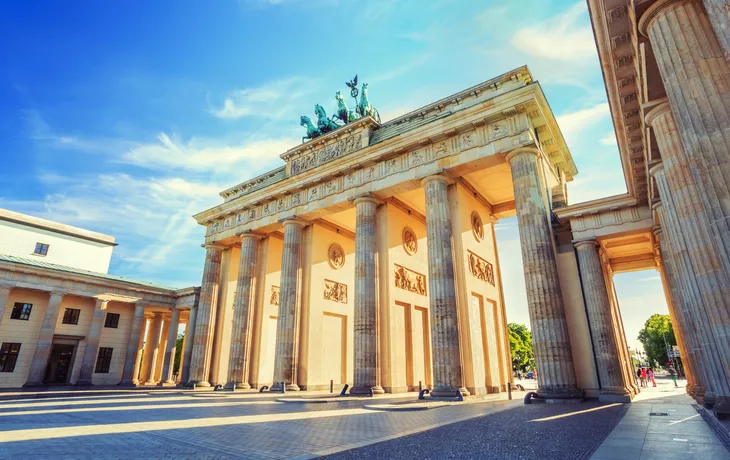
0;0;668;350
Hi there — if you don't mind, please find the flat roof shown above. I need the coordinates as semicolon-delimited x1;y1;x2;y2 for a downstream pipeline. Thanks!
0;208;117;246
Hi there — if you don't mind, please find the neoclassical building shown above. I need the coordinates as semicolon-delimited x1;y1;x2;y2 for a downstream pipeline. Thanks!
0;209;200;388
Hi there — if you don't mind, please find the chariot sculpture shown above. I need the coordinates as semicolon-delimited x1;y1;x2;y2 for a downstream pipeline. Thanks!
300;75;381;143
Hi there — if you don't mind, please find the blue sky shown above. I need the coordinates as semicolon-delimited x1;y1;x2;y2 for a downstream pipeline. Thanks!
0;0;667;349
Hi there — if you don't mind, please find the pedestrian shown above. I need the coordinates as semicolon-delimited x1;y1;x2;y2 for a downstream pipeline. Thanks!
636;368;641;387
668;367;678;387
648;368;656;387
517;371;522;380
640;367;648;387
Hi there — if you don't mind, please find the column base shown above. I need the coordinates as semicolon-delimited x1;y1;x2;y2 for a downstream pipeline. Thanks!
598;392;633;403
224;382;251;390
22;380;46;388
430;387;470;398
118;380;139;387
270;382;300;392
158;380;177;387
75;380;93;387
186;380;211;388
350;385;385;396
703;391;718;408
537;387;585;401
713;396;730;420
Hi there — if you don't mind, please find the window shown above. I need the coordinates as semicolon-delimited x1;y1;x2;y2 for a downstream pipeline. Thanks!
10;303;32;321
94;347;113;373
0;343;21;372
33;243;49;256
104;313;120;329
62;308;81;325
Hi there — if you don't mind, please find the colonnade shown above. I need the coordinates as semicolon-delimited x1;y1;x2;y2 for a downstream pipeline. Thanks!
635;0;730;417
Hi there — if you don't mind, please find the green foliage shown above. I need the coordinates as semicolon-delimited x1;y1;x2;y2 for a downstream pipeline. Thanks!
637;314;676;368
173;333;184;374
508;323;535;373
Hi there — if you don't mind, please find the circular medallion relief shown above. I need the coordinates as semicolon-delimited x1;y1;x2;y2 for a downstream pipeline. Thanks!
328;243;345;269
471;211;484;242
402;227;418;255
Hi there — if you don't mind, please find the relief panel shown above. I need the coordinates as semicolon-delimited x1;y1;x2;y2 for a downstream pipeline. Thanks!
394;264;427;296
324;279;347;304
467;250;495;286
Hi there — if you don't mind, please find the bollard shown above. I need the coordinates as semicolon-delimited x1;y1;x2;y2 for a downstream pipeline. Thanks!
419;381;423;392
507;382;512;400
232;383;236;392
340;383;350;396
281;382;286;394
330;380;334;394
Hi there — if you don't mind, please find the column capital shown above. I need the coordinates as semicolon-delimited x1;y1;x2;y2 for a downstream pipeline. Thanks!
573;240;599;250
644;100;672;127
505;146;540;164
651;200;664;212
237;230;266;241
203;242;226;251
352;195;382;206
279;218;308;228
420;174;453;187
648;161;665;178
638;0;690;37
93;298;109;310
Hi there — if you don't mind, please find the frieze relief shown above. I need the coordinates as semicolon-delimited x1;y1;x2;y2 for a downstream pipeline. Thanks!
467;250;495;286
324;279;347;303
290;134;362;176
394;264;427;296
207;117;522;237
270;286;280;306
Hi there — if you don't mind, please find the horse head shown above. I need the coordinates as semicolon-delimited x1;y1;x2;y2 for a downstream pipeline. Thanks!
314;104;326;119
300;115;311;127
335;91;343;102
361;83;369;97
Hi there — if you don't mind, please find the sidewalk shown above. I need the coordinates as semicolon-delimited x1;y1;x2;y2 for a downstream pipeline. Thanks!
591;377;730;459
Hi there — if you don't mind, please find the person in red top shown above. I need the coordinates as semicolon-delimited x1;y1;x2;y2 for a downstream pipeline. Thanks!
648;368;656;387
640;367;648;387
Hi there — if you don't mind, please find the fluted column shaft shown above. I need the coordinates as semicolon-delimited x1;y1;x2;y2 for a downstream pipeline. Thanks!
77;299;110;385
24;292;66;386
0;286;12;330
702;0;730;63
272;220;305;392
187;245;224;387
647;103;730;412
160;308;181;385
142;313;163;385
641;0;730;293
180;306;197;384
507;148;581;399
652;173;724;406
226;234;261;389
120;304;146;385
653;230;698;392
422;175;468;397
351;197;385;396
575;242;631;399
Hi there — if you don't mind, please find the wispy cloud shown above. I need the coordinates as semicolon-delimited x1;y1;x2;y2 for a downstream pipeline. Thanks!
600;132;617;146
208;77;314;120
556;103;610;142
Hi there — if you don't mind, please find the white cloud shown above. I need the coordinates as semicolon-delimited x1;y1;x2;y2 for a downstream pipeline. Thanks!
556;103;610;141
511;2;596;63
600;132;617;146
209;77;313;120
121;133;296;173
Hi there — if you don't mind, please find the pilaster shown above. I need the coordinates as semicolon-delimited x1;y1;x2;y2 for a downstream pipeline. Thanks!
24;291;66;387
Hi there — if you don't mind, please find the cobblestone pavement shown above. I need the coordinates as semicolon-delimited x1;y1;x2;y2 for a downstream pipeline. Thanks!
0;388;520;460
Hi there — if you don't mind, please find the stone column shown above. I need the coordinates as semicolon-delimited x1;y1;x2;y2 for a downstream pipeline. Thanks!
77;299;110;385
653;230;698;394
575;241;631;401
160;308;181;386
272;219;306;392
154;318;170;382
0;286;12;330
653;203;712;402
351;196;385;396
646;105;730;414
702;0;730;63
187;244;224;387
177;321;188;383
506;147;581;400
120;303;146;385
226;233;262;390
180;305;197;384
24;292;66;387
142;313;163;385
422;175;468;397
640;0;730;292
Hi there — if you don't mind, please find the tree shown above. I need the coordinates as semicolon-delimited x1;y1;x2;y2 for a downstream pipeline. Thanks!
508;323;535;373
637;314;677;369
173;333;184;375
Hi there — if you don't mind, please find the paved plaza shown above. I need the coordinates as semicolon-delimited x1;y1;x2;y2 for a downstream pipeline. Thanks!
0;377;727;459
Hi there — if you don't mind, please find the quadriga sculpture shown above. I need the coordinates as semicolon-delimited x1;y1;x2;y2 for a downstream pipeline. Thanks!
314;104;340;135
357;83;380;123
332;91;359;124
300;116;321;143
